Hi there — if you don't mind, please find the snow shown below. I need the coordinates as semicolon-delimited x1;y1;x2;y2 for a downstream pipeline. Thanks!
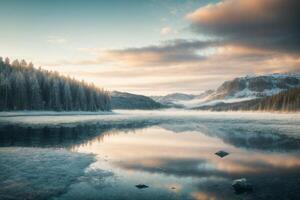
232;87;285;98
239;73;300;80
170;95;255;108
1;110;299;131
196;97;256;107
150;73;300;109
0;148;95;200
0;111;113;117
261;88;285;96
268;73;300;79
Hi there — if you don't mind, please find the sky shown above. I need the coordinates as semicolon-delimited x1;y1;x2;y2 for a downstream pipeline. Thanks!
0;0;299;95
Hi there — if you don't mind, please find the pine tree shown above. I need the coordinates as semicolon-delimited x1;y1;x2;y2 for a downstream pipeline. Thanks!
0;58;111;111
62;81;72;110
29;74;42;110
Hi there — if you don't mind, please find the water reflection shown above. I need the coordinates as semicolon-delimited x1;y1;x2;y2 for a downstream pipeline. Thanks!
72;126;300;200
161;122;300;151
0;122;155;148
0;118;300;200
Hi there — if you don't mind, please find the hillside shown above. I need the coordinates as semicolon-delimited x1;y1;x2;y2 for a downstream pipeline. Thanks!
152;74;300;109
194;87;300;112
151;93;193;108
111;91;164;110
208;74;300;100
0;57;111;111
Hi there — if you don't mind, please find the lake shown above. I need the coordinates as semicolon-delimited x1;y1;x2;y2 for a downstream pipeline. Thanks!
0;110;300;200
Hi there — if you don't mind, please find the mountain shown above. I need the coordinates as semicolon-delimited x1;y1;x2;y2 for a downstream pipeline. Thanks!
194;87;300;112
151;74;300;109
208;74;300;100
194;90;214;99
152;93;195;102
151;93;195;108
111;91;164;110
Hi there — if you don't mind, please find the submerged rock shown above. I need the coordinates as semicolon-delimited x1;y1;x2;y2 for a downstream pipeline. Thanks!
232;178;253;194
215;150;229;158
135;184;149;189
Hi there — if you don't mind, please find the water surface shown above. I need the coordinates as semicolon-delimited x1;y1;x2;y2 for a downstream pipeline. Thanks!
0;111;300;200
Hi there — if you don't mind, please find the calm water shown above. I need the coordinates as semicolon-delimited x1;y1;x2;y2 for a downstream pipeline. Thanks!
0;111;300;200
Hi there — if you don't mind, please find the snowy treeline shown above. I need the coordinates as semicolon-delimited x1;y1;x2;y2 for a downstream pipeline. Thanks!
255;87;300;111
0;57;111;111
196;87;300;112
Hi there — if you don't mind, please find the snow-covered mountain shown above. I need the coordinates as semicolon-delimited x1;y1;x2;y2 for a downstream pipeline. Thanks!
208;73;300;100
194;86;300;112
151;74;300;108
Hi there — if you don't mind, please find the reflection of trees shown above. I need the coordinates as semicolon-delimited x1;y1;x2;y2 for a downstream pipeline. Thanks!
0;121;157;148
160;122;300;151
2;118;299;152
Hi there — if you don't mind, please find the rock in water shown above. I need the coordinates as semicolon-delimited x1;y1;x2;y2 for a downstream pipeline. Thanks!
232;178;253;194
135;184;149;189
215;150;229;158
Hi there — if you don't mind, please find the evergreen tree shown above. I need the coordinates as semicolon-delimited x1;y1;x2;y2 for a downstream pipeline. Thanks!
28;74;42;109
0;57;111;111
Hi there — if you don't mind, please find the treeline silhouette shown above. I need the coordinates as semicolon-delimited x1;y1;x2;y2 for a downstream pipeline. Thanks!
0;57;111;111
196;87;300;112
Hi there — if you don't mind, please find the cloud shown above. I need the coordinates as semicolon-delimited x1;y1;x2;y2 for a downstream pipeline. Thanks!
186;0;300;53
47;36;67;44
160;27;173;36
42;0;300;95
46;35;299;77
93;38;299;72
100;39;220;66
55;43;300;95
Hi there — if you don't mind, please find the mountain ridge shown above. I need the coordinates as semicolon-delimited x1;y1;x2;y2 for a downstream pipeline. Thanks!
150;73;300;109
111;91;164;110
194;87;300;112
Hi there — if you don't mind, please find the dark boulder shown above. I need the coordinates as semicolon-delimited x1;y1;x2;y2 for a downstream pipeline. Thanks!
215;150;229;158
135;184;149;189
232;178;253;194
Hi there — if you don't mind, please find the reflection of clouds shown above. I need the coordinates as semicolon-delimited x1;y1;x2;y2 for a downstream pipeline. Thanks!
71;122;300;200
75;126;300;180
75;127;226;160
231;153;300;170
2;113;300;200
164;183;182;193
119;159;223;177
191;192;217;200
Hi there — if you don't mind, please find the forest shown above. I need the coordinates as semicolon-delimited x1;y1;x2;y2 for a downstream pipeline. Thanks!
196;87;300;112
256;87;300;111
0;57;111;111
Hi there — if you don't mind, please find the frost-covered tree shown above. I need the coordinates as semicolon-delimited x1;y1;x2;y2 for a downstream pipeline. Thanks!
4;57;10;65
0;57;111;111
20;59;27;68
0;74;10;110
49;78;61;110
11;59;20;68
28;74;42;109
62;81;72;110
10;71;27;109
